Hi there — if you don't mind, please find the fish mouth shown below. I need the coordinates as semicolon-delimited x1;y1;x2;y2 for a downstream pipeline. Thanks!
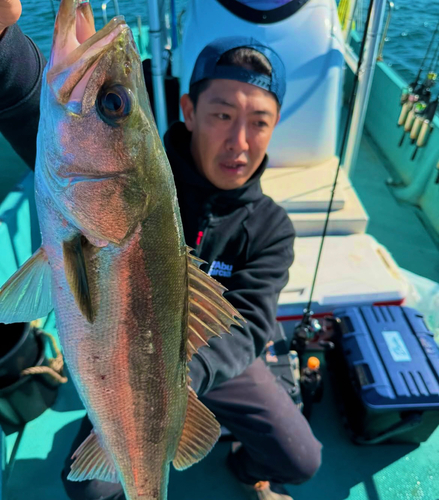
47;0;131;103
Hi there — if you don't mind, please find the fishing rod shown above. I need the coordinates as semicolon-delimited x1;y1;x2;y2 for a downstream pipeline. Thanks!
408;93;438;160
400;18;439;106
398;80;434;148
409;48;439;159
291;0;377;355
398;19;439;146
399;25;439;156
398;71;436;148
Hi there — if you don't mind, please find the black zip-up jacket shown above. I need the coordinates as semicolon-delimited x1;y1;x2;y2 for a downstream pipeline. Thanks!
164;123;295;394
0;24;295;396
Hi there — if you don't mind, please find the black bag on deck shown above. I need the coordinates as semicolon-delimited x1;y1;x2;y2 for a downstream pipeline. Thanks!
0;324;60;428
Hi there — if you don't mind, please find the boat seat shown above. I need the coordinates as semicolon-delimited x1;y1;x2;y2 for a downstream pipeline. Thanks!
260;157;369;236
277;233;409;323
262;156;346;212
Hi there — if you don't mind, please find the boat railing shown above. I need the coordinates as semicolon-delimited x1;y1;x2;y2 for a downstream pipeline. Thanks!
101;0;120;26
146;0;168;138
343;0;394;72
342;0;388;177
377;1;395;61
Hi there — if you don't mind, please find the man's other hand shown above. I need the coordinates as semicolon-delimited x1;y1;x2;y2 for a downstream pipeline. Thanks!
0;0;22;37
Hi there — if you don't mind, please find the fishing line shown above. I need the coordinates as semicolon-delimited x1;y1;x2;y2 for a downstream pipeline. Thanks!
300;0;376;325
407;19;439;160
432;38;439;74
414;18;439;85
429;38;439;74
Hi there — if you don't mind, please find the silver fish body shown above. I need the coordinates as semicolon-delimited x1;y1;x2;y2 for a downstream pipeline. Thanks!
34;14;189;499
0;2;242;499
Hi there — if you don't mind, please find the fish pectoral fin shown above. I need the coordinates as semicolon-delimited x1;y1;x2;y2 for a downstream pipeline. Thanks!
0;247;53;324
63;235;95;323
68;429;118;483
186;247;244;361
173;386;220;471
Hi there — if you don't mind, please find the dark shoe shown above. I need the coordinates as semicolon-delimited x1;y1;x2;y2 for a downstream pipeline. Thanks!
227;444;293;500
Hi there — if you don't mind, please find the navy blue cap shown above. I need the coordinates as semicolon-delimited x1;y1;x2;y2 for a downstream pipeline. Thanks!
190;36;286;106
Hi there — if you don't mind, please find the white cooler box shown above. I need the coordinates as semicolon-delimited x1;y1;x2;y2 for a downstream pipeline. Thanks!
277;234;409;322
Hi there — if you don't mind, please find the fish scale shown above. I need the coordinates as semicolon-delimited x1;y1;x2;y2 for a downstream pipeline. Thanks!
0;0;243;498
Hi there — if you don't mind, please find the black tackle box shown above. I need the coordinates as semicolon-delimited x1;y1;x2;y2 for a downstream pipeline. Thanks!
326;305;439;444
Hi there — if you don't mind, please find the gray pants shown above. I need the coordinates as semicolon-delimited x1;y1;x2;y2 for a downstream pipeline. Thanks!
61;357;322;499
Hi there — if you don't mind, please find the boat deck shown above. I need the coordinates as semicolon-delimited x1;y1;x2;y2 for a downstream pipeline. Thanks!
352;129;439;284
2;126;439;500
0;135;28;205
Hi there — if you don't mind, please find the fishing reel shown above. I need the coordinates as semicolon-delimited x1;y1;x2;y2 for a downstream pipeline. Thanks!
290;310;324;361
398;74;437;158
398;78;430;121
410;97;438;159
398;84;420;126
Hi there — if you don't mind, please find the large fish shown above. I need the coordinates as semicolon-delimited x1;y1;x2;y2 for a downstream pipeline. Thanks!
0;1;243;498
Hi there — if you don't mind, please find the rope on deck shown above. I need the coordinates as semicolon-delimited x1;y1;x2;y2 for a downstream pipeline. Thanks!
21;330;68;384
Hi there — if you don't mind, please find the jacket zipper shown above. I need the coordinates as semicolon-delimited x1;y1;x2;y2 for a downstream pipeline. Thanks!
196;231;204;246
195;214;212;256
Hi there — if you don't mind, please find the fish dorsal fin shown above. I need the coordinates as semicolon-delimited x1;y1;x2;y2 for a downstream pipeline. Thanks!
173;249;244;469
173;386;220;470
63;235;95;323
68;430;118;483
186;248;244;361
0;247;53;324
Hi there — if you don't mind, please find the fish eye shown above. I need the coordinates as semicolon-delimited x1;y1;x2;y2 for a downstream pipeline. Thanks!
96;84;132;126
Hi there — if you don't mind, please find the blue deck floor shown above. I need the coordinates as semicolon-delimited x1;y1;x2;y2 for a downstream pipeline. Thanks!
351;129;439;284
0;134;28;205
5;314;439;500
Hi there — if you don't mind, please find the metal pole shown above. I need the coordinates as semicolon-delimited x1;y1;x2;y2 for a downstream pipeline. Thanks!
102;3;107;26
343;0;359;43
343;0;387;177
147;0;168;139
170;0;178;48
50;0;57;20
377;1;394;61
137;16;144;55
101;0;120;27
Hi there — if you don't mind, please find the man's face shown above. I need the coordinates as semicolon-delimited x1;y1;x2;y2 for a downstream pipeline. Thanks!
180;79;280;190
